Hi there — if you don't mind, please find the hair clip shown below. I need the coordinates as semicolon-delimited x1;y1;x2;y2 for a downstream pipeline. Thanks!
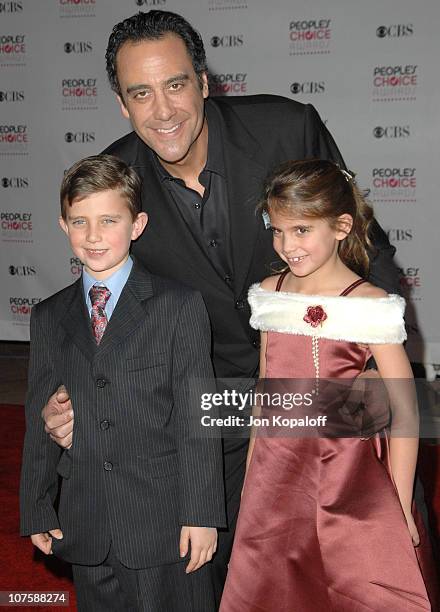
262;210;272;229
340;168;356;183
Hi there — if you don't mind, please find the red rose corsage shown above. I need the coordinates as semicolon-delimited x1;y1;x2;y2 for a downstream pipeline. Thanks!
303;305;327;328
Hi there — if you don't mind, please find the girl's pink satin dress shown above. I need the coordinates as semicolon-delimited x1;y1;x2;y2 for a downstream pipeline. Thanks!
220;281;438;612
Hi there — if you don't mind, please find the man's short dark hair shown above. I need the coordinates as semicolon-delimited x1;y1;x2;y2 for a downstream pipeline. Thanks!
106;10;207;99
60;154;142;220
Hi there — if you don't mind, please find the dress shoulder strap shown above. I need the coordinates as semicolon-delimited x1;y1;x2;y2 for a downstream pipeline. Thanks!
275;269;290;292
339;278;367;296
275;272;367;295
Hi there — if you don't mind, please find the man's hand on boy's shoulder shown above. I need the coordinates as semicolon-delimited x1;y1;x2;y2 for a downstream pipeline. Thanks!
179;526;217;574
42;385;74;448
30;529;63;555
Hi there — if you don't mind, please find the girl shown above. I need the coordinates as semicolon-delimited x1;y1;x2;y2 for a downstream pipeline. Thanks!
220;160;437;611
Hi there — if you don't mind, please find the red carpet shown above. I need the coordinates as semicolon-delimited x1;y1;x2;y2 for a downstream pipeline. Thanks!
0;404;439;611
0;405;76;611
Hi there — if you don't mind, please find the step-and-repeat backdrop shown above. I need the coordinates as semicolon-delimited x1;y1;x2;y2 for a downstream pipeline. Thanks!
1;0;438;367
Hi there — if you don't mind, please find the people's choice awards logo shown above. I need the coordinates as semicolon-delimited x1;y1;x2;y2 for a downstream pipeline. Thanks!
62;78;98;110
1;211;33;242
372;64;417;102
0;124;28;155
209;73;247;95
59;0;96;18
9;296;41;322
398;267;422;301
371;167;416;204
289;19;331;55
70;257;82;278
0;34;26;65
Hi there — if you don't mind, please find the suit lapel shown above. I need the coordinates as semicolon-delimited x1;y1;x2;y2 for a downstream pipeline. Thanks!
95;261;153;361
218;102;270;296
60;279;96;364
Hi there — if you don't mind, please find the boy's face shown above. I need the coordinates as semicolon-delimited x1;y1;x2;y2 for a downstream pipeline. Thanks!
59;189;148;280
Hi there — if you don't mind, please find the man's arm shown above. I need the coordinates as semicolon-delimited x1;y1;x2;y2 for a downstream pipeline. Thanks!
303;103;400;294
20;306;63;537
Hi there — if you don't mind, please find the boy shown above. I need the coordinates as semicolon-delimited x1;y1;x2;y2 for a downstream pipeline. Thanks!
20;155;226;611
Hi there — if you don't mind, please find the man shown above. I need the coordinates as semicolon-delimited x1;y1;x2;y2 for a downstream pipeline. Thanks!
42;9;399;608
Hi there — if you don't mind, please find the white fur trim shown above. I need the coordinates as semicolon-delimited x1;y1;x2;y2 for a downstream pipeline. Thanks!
248;284;406;344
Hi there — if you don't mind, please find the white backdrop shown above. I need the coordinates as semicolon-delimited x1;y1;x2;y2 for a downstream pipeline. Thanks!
1;0;438;367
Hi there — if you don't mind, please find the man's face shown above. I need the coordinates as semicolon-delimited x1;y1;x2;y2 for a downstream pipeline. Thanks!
116;34;208;168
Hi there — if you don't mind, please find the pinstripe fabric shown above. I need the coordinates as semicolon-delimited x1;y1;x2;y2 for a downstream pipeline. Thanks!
72;550;212;612
72;559;132;611
20;260;226;572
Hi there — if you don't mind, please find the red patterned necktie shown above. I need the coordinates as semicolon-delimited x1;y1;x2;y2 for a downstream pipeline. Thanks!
89;285;111;345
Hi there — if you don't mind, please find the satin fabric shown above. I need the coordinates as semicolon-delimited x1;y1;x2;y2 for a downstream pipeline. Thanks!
220;332;437;611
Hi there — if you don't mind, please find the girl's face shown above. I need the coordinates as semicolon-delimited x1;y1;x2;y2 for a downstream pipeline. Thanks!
269;210;350;278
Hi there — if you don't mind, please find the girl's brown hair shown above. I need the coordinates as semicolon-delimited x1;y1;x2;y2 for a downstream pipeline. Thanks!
260;159;374;276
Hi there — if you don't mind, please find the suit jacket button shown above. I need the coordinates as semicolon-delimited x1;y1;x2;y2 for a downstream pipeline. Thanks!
97;378;107;388
103;461;113;471
235;300;245;310
252;339;261;349
100;420;110;430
